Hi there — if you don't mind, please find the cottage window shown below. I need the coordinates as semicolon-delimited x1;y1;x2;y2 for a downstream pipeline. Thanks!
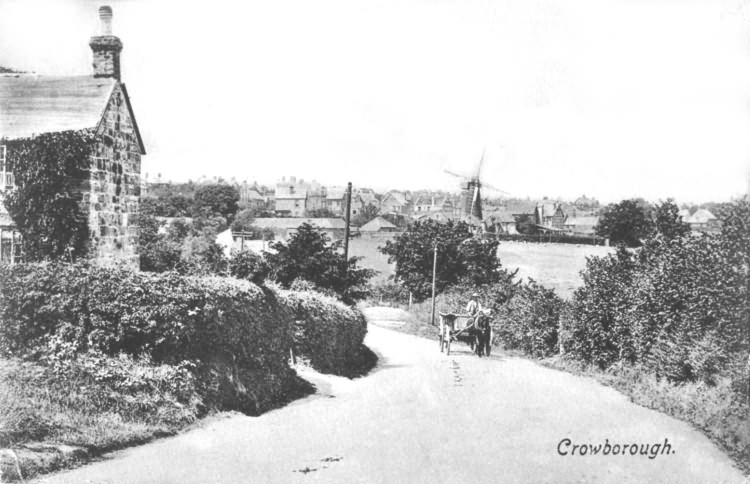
0;145;13;190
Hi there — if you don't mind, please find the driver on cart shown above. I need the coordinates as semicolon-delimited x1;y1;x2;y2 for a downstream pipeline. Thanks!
466;292;482;326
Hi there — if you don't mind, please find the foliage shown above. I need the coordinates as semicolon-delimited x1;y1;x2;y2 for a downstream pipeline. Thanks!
654;199;691;240
177;235;228;276
494;232;606;246
567;200;750;384
304;208;338;218
265;223;375;303
379;219;506;301
0;262;311;414
2;130;97;261
279;288;368;376
228;250;269;284
493;280;565;358
192;184;240;223
565;247;637;368
231;208;257;233
595;199;655;247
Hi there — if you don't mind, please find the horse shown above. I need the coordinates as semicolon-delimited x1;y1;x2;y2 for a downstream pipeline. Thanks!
471;309;492;357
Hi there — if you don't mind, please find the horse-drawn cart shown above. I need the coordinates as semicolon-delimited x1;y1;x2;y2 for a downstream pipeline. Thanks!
438;311;492;357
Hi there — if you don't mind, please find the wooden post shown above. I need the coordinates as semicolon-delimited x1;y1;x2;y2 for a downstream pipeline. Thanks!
343;182;352;267
409;291;413;311
430;245;437;326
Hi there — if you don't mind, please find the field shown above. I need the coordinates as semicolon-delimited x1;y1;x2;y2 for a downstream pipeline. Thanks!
350;236;614;299
497;241;614;298
348;237;396;285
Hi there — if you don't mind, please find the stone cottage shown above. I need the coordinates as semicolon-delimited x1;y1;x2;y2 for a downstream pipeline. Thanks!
0;6;145;266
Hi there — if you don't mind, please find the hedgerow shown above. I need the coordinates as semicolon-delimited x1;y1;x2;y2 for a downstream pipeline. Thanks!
565;200;750;386
279;287;367;376
0;263;314;414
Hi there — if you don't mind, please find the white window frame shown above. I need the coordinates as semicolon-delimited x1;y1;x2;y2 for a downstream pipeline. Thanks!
0;145;12;190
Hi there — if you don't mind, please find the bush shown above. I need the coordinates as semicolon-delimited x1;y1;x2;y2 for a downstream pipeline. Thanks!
228;250;270;284
493;279;564;358
567;200;750;384
0;262;306;414
279;288;367;376
266;223;375;304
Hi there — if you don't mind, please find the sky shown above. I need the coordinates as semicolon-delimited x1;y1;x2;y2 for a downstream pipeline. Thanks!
1;0;750;203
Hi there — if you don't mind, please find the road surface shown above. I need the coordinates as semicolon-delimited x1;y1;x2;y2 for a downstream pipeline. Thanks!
37;310;747;484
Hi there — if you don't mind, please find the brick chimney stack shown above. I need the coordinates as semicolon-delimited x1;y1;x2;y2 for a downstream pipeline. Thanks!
89;6;122;81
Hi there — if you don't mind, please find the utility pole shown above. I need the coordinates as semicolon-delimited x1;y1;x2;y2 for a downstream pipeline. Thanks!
343;181;352;271
430;244;437;326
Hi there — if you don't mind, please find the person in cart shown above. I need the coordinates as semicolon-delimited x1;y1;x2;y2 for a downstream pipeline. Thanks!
466;292;482;322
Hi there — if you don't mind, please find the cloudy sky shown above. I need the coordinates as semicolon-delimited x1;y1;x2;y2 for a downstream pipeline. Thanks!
2;0;750;203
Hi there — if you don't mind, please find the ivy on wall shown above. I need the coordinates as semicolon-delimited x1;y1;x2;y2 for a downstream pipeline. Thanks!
2;129;97;261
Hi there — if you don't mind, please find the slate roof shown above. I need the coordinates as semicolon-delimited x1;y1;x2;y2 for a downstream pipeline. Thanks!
359;216;398;232
0;74;145;153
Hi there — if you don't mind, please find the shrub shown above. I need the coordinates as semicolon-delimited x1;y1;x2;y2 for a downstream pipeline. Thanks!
265;223;375;304
279;288;367;376
493;279;564;358
0;262;306;414
228;250;270;284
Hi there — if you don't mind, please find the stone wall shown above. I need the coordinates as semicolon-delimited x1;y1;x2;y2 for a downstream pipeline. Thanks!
86;83;141;267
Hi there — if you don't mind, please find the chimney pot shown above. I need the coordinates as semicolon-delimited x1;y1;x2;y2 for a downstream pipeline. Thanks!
99;5;113;35
90;5;122;80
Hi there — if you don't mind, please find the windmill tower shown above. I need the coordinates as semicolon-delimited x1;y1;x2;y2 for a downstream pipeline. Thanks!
444;151;506;224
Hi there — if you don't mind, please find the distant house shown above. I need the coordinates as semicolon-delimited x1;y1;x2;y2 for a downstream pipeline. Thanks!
685;208;721;233
274;176;326;216
380;190;411;214
359;216;399;233
535;203;567;230
274;192;307;217
238;186;266;210
483;210;517;234
357;188;378;208
252;217;348;240
563;216;599;235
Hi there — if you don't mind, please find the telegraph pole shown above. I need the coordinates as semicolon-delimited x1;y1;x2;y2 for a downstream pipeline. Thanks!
343;182;353;271
430;244;438;326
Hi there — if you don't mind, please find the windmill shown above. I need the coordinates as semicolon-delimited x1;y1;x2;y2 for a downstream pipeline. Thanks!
444;150;507;223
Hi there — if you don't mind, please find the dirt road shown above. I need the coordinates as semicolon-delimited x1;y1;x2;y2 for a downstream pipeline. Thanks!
37;312;747;484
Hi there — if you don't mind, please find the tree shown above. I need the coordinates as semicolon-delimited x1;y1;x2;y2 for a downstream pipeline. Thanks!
595;199;654;247
265;223;375;303
654;199;691;240
379;219;506;301
231;208;257;233
138;212;181;272
193;184;240;222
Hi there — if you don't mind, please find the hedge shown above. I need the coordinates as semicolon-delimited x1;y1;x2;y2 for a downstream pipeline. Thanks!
279;288;368;376
0;263;314;415
491;233;606;246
